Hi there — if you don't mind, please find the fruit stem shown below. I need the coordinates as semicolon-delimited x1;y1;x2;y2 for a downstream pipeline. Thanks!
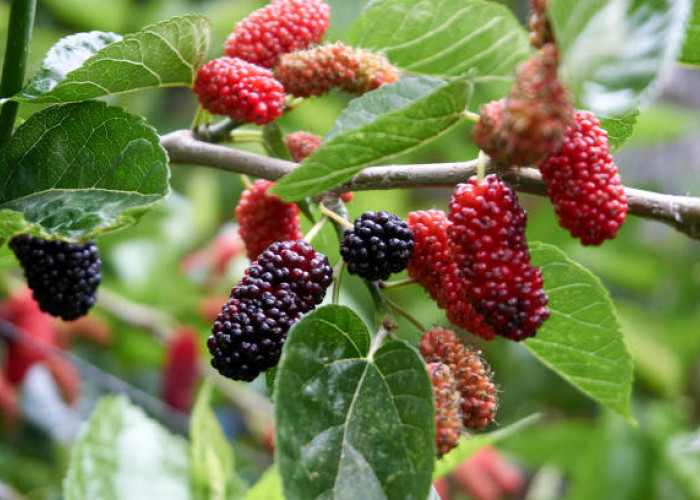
190;105;205;131
238;174;253;190
194;117;243;143
380;278;416;290
284;96;306;111
462;110;480;124
303;216;327;243
0;0;37;147
319;202;353;230
384;296;427;333
332;261;345;305
476;150;488;180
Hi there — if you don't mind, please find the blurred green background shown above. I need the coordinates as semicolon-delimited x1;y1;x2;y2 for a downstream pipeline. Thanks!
1;0;700;498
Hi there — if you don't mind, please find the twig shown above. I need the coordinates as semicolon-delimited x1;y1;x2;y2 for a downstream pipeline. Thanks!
384;296;427;333
160;129;700;240
96;288;175;342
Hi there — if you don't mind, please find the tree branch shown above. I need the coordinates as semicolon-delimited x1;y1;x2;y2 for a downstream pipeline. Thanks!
161;130;700;240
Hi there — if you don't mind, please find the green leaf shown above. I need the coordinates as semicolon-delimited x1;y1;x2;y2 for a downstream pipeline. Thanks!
680;0;700;67
433;414;542;479
245;466;284;500
15;15;211;103
525;243;633;419
262;123;292;161
347;0;530;108
271;76;471;200
20;31;123;99
0;101;170;240
64;395;190;500
191;383;247;500
275;305;435;499
550;0;691;115
600;110;638;153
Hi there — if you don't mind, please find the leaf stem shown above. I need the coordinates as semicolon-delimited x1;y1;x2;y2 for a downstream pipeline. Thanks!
476;150;487;180
380;278;416;290
0;0;37;147
462;110;480;124
303;216;327;243
238;173;253;190
190;105;204;131
332;261;345;305
369;324;390;358
385;296;427;333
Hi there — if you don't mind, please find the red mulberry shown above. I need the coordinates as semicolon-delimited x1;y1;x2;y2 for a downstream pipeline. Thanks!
284;131;322;162
426;362;462;458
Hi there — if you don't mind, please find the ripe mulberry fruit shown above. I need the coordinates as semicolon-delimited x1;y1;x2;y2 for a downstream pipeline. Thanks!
236;179;303;261
426;362;462;458
407;210;495;340
448;175;549;341
420;328;498;429
10;235;101;321
284;131;322;162
340;211;413;281
274;42;400;97
193;57;285;125
539;111;628;245
529;0;554;48
473;45;572;166
208;240;332;381
225;0;331;69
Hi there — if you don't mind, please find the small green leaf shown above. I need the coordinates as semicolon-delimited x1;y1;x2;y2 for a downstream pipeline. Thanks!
347;0;530;108
20;31;123;99
262;123;292;161
191;383;247;500
550;0;691;115
680;0;700;67
433;414;541;479
64;396;190;500
271;76;471;200
526;243;633;419
15;15;211;103
245;466;284;500
275;305;435;499
600;110;638;153
0;101;169;240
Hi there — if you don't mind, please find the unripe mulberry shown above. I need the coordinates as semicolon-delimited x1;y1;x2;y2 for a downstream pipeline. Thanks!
340;211;413;281
225;0;331;69
274;42;400;97
163;327;200;411
10;235;101;321
426;362;462;458
539;111;628;245
407;210;495;340
284;131;322;162
473;45;572;166
236;179;303;261
529;0;554;49
208;240;332;381
448;175;549;341
193;57;285;125
420;328;498;429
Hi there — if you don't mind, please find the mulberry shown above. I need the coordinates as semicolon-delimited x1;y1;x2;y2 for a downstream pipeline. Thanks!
426;362;462;458
284;131;322;162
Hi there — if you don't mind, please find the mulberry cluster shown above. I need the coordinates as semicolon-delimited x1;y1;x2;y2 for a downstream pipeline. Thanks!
426;362;462;458
420;327;498;430
10;235;101;321
529;0;554;48
539;111;628;245
225;0;330;69
236;179;303;261
284;131;323;162
473;44;572;167
274;42;400;97
208;240;332;381
407;210;495;340
193;57;285;125
340;211;413;281
448;175;549;341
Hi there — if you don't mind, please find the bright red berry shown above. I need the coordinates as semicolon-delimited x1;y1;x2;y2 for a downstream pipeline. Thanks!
448;175;549;341
426;362;462;458
274;42;400;97
420;328;498;429
193;57;285;125
284;131;323;162
235;179;303;261
225;0;331;69
163;327;200;411
529;0;554;48
407;210;495;340
539;111;628;245
473;45;572;166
